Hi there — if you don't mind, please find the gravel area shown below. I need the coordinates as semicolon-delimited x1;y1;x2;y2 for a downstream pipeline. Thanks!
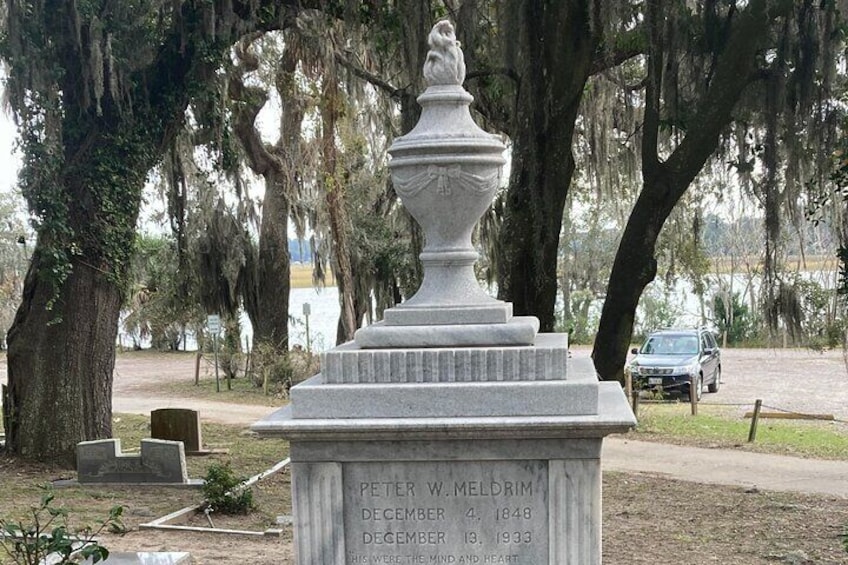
698;347;848;420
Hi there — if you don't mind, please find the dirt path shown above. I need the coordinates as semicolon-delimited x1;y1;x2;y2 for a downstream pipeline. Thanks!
603;437;848;497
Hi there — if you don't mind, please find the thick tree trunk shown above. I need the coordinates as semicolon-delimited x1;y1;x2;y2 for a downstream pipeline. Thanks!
255;172;292;349
496;0;598;332
6;254;119;465
2;1;309;465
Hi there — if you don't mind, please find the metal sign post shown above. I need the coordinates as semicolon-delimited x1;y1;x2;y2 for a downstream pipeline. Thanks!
303;302;312;352
207;314;221;393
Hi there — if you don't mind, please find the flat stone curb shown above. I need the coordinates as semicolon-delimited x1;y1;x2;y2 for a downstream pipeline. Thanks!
89;552;191;564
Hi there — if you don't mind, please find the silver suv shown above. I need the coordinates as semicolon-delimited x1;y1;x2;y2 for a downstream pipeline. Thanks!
628;328;721;400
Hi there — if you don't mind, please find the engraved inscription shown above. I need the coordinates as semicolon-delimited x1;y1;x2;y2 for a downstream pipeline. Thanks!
343;461;548;564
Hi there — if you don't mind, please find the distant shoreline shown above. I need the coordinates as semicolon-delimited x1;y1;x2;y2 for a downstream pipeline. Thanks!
291;263;336;289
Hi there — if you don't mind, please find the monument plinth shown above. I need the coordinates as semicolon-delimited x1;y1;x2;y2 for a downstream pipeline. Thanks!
253;19;636;565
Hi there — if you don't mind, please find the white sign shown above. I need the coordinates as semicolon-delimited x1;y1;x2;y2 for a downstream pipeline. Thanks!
206;314;221;334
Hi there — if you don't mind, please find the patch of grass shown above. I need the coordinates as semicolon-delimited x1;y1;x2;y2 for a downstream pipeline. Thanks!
140;374;289;407
0;414;291;541
634;404;848;459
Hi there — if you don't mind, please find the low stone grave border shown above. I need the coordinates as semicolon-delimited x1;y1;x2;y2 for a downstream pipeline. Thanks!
138;457;290;537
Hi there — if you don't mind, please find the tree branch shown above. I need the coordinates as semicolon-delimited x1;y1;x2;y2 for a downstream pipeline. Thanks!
641;0;664;171
335;53;401;98
591;26;646;75
465;67;520;84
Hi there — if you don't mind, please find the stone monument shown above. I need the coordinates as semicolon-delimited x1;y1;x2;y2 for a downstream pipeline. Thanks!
253;20;636;565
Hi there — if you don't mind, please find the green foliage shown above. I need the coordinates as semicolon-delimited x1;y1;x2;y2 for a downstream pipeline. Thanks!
124;234;203;350
633;285;681;342
711;292;754;345
560;289;601;345
791;276;845;350
217;315;244;382
202;463;255;515
0;486;124;565
637;404;848;460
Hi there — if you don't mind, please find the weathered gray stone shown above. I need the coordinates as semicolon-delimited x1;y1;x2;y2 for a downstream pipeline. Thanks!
344;460;549;563
291;462;345;564
76;439;188;484
353;316;540;349
348;21;540;349
324;333;567;384
255;381;634;442
290;374;598;419
150;408;203;454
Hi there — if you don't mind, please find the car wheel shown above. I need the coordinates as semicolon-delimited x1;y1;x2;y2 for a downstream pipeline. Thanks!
708;367;721;393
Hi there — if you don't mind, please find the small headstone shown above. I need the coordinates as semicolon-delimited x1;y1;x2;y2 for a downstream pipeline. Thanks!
150;409;203;454
76;439;189;484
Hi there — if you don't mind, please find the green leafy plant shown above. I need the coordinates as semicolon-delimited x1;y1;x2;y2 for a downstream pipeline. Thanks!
202;463;255;515
0;486;124;565
711;291;754;345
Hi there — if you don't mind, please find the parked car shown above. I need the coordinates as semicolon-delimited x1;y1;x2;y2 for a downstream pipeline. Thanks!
628;328;721;400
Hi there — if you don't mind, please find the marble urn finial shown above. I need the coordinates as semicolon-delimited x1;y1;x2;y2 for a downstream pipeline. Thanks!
354;20;539;348
423;20;466;86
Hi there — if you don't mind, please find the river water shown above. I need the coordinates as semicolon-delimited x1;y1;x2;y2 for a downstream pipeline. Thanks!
121;269;838;352
119;286;342;352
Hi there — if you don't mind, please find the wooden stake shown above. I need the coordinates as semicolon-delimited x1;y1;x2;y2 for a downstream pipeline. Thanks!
689;375;698;416
748;399;763;443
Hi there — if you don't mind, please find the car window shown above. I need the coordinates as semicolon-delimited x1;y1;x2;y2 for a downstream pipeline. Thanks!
679;336;699;354
641;335;698;355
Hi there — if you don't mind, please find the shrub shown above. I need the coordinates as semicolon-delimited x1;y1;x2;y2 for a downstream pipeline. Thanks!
202;463;255;515
248;344;320;396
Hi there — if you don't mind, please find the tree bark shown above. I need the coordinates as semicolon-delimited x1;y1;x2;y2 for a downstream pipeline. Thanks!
320;75;358;345
231;38;302;351
496;0;600;332
593;0;778;382
6;254;120;464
